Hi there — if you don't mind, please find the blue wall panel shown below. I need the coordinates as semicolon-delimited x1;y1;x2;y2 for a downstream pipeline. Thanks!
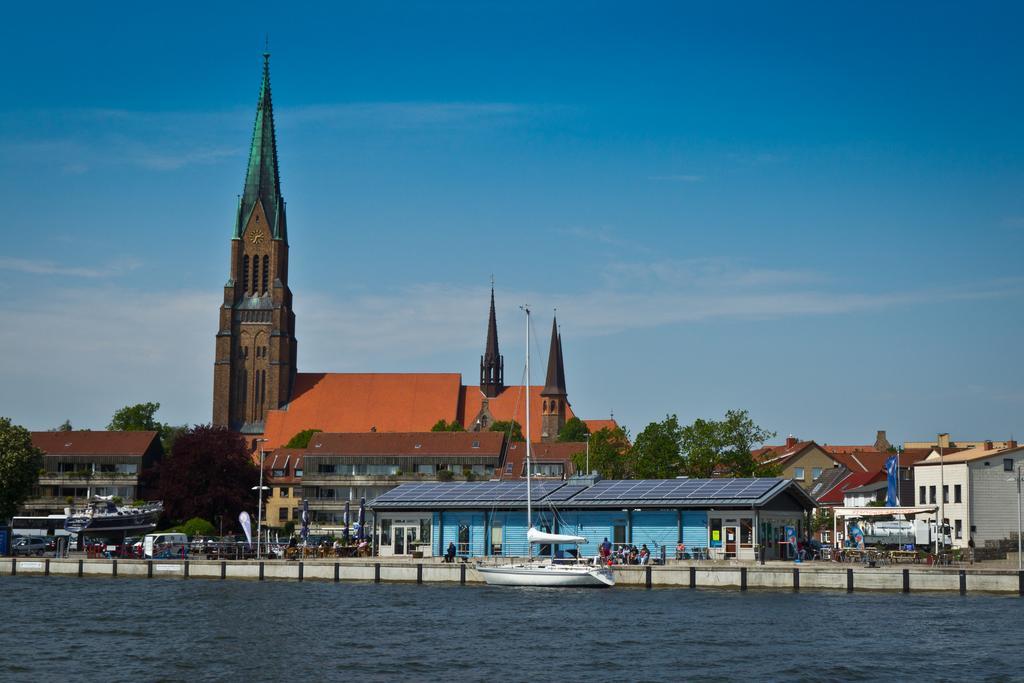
432;513;441;556
682;511;709;549
631;511;677;555
557;511;626;557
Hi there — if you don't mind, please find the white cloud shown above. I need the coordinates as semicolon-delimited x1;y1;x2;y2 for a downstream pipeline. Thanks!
0;256;142;278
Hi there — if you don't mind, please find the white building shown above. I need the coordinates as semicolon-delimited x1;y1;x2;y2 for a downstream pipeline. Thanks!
912;442;1023;549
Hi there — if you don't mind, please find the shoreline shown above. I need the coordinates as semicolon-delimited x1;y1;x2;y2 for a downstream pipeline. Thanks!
3;557;1023;594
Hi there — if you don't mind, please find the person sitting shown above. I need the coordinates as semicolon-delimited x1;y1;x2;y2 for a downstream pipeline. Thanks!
445;541;457;563
638;544;651;565
628;546;639;565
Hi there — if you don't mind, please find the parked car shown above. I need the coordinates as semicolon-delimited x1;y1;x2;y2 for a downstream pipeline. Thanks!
12;537;49;556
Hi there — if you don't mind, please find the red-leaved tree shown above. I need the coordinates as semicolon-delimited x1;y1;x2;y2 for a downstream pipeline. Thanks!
147;424;257;529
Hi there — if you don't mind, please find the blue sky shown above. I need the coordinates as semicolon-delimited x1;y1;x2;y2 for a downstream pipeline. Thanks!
1;2;1022;444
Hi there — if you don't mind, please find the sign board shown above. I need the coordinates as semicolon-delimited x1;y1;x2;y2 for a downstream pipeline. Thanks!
156;564;182;572
0;527;10;556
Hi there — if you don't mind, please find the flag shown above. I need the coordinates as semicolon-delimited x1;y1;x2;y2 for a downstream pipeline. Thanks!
301;499;310;541
884;454;899;507
785;526;798;562
343;500;351;545
239;511;252;548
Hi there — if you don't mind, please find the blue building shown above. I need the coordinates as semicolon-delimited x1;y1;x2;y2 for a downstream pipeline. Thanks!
369;477;816;561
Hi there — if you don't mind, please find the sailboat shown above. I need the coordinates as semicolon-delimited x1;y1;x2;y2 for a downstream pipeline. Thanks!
477;306;614;588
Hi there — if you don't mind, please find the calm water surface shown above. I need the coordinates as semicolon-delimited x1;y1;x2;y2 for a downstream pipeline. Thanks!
1;576;1021;682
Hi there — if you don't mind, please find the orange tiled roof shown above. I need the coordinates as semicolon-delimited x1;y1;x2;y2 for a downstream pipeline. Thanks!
499;441;586;480
31;431;159;456
583;419;618;433
460;384;577;443
261;373;464;449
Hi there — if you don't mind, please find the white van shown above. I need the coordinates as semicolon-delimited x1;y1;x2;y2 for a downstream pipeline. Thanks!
143;533;188;559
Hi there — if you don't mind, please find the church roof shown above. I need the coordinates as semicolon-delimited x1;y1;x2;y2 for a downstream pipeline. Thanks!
261;373;464;449
541;317;567;397
236;52;286;242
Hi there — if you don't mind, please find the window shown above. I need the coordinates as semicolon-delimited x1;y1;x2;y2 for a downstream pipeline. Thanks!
740;519;753;548
380;519;391;547
1005;459;1015;472
954;485;961;504
943;485;949;504
457;522;470;555
242;255;249;292
262;255;269;292
292;507;298;520
822;530;831;544
954;519;962;539
709;518;723;548
504;462;513;474
419;519;431;546
919;486;926;505
251;257;259;295
414;464;434;475
929;486;936;504
793;468;805;481
811;468;822;481
318;464;336;474
295;468;303;477
491;519;504;554
278;508;288;521
272;468;286;477
472;440;480;449
280;487;289;498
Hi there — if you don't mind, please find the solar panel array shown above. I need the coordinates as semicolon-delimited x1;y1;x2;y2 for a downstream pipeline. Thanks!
369;478;791;508
570;478;781;503
370;480;570;506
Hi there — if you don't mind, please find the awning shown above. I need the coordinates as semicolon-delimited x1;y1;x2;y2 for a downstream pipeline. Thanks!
834;506;938;518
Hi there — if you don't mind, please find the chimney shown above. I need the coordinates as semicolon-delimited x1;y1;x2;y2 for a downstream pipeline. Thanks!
937;433;951;449
874;430;891;452
786;435;798;448
984;440;994;450
1008;440;1019;449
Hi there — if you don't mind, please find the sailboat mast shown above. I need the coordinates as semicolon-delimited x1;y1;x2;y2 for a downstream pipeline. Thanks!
524;305;532;557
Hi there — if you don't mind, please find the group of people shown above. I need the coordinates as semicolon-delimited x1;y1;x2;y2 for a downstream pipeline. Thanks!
598;538;652;565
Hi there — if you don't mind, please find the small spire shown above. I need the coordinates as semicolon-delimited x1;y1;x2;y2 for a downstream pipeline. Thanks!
236;50;285;241
480;281;504;397
541;315;567;397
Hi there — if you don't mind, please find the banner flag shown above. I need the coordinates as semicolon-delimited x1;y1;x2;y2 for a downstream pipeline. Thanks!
885;454;899;506
239;511;252;548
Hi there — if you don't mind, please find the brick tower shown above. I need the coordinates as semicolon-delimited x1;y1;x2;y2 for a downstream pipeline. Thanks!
540;316;568;442
212;52;297;433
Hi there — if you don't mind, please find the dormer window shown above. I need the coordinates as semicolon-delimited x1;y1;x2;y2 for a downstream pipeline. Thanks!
472;440;480;449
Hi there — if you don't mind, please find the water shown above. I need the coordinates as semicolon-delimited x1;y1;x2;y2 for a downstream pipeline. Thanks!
1;577;1021;682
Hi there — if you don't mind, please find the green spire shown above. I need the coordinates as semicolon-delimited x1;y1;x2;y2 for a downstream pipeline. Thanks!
235;52;286;241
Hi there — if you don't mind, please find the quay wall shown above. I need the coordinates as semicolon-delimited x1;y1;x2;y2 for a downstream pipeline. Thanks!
2;558;1021;594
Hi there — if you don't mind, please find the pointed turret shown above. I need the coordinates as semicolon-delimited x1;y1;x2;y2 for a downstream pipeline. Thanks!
541;317;567;397
540;316;568;442
480;284;504;398
235;52;287;242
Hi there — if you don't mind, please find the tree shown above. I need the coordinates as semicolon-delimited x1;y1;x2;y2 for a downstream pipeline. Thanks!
0;417;44;522
147;425;257;527
50;420;73;432
632;415;684;479
556;417;590;443
571;426;632;478
430;419;465;432
109;402;163;432
490;420;524;442
679;409;778;478
284;428;323;448
175;517;217;538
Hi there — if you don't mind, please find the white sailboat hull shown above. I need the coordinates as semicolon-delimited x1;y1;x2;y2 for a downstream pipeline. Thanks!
478;562;615;588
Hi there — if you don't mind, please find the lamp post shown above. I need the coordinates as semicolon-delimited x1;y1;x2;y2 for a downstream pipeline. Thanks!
254;438;269;559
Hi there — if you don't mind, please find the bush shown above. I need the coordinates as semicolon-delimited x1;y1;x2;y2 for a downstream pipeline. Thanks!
283;520;296;536
437;469;454;482
176;517;217;539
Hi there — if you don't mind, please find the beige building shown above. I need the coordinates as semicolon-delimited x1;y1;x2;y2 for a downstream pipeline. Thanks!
904;433;1016;452
913;441;1022;549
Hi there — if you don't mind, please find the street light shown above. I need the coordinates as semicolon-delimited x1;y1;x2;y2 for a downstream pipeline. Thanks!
254;438;269;559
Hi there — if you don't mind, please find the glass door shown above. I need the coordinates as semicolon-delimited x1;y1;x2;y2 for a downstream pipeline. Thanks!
393;525;416;555
724;523;739;558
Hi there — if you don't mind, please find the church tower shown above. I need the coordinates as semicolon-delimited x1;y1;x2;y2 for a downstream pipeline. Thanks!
540;316;568;442
479;284;504;398
213;52;297;433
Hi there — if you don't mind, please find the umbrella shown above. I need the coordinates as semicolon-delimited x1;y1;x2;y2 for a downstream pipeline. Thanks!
357;497;366;541
343;500;351;545
301;499;310;542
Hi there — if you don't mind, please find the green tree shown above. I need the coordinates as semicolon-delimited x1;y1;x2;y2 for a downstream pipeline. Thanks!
175;517;217;538
50;420;73;432
0;417;44;522
679;409;778;478
556;417;590;442
430;419;465;432
490;420;524;442
632;415;684;478
571;426;632;478
109;402;164;432
284;428;323;448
